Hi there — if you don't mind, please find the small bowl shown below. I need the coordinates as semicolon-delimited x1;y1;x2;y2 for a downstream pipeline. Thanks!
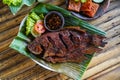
44;11;65;31
66;0;110;20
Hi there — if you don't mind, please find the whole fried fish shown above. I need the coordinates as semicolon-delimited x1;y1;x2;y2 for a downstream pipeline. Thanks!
28;27;107;63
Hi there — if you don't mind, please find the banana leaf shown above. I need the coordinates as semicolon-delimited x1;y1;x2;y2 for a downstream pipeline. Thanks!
3;0;50;15
10;3;106;80
8;0;36;15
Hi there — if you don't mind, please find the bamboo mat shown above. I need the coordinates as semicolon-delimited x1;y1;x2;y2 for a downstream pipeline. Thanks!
0;0;120;80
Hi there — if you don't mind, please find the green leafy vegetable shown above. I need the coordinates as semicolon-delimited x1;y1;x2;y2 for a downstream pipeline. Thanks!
3;0;36;15
10;3;106;80
26;16;35;35
30;12;40;21
3;0;22;6
39;14;44;20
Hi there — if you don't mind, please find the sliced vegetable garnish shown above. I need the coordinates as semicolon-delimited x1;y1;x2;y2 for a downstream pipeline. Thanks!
30;12;40;21
31;26;40;37
74;0;87;3
34;20;45;34
26;16;35;35
93;0;104;3
74;0;80;2
26;12;45;37
81;0;87;3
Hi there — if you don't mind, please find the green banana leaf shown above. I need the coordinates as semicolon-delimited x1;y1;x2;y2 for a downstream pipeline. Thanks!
9;0;36;15
10;3;106;80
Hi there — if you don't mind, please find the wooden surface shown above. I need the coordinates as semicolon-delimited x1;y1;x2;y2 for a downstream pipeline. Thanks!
0;0;120;80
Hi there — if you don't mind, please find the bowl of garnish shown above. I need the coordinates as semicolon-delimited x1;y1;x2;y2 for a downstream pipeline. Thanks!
66;0;110;20
44;11;65;31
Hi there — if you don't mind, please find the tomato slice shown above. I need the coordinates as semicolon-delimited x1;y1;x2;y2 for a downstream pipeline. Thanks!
34;20;45;34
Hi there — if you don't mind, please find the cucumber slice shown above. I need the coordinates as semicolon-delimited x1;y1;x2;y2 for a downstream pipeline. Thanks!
93;0;104;3
81;0;87;3
31;26;41;37
74;0;80;2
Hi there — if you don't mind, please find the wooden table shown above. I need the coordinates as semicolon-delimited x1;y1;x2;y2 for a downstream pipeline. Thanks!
0;0;120;80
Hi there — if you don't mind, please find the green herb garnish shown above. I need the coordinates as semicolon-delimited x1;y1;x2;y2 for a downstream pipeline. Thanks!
3;0;22;6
